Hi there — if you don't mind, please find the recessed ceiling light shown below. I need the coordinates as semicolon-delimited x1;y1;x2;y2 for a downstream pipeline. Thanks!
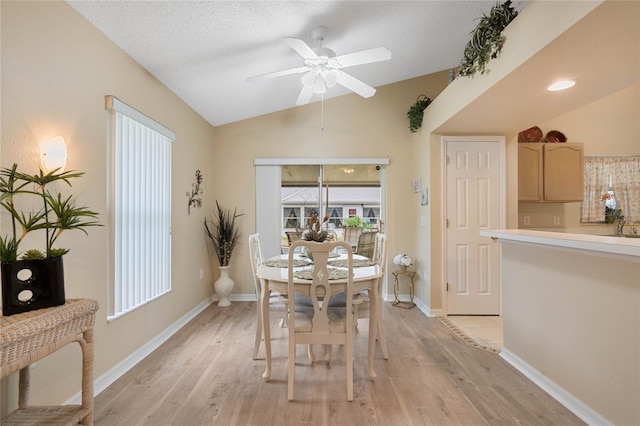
547;80;576;91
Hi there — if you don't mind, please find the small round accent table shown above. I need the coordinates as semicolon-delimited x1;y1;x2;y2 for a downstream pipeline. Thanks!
392;270;416;309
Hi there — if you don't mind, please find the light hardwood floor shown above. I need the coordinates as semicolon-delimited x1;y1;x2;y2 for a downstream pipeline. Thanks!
94;302;584;425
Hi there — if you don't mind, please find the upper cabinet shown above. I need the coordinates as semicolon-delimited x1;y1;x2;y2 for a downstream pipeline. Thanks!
518;143;584;202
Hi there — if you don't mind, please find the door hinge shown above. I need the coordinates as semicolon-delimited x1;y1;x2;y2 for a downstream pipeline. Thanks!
446;282;449;292
446;219;449;228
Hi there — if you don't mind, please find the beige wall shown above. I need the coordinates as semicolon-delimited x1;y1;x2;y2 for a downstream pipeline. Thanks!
1;1;216;411
501;241;639;425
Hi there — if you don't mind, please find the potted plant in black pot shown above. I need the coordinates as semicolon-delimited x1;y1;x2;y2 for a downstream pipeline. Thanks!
0;164;101;315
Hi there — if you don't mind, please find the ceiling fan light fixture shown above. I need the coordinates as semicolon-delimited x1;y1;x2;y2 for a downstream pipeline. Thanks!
301;71;317;88
313;77;326;94
323;70;338;88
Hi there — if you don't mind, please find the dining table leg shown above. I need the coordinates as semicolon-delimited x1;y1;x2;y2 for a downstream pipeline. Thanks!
367;285;378;381
260;278;272;381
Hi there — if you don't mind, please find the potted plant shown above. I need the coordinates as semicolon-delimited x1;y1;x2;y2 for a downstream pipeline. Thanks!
0;163;101;315
407;94;432;133
204;201;243;306
302;213;329;242
393;253;412;272
457;0;519;78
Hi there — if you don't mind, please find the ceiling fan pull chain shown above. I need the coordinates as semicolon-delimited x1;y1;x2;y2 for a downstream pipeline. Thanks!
321;94;324;131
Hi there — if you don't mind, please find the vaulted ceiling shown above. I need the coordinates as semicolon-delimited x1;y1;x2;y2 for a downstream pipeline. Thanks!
66;1;529;127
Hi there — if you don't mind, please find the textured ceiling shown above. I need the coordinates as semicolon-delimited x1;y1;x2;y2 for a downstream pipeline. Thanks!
66;0;529;127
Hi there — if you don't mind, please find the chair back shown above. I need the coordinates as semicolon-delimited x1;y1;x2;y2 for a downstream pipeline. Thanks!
286;231;303;246
373;233;387;273
342;227;363;249
356;231;377;259
287;241;354;334
248;233;264;296
287;240;355;400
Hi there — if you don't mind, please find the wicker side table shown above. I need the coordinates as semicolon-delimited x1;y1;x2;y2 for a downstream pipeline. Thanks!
0;298;99;425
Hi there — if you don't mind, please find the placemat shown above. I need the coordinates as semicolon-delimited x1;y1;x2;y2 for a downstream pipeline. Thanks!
293;268;349;280
328;259;377;268
263;259;312;268
299;251;340;259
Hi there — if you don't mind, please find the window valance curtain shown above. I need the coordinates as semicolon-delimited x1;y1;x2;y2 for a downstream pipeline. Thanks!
581;156;640;223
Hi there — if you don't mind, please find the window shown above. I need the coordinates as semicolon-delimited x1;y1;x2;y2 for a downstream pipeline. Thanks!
283;207;301;229
581;156;640;223
106;96;174;319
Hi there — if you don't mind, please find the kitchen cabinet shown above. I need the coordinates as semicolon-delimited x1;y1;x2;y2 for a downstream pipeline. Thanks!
518;143;584;202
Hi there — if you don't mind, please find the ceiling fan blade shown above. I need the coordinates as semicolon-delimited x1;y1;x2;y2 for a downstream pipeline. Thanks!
333;47;391;68
296;85;314;105
335;70;376;98
246;66;310;82
283;37;319;59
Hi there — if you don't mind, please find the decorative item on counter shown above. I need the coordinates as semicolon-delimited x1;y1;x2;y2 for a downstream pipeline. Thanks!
602;193;623;224
393;253;412;272
518;126;543;142
545;130;567;143
186;169;203;215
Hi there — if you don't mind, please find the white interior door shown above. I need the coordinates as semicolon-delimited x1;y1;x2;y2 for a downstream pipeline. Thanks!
444;137;504;315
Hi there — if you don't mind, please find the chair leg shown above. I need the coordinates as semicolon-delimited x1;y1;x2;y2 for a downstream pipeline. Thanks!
378;320;389;360
288;341;296;401
308;344;316;363
324;345;332;362
253;299;262;360
281;299;289;328
346;337;354;401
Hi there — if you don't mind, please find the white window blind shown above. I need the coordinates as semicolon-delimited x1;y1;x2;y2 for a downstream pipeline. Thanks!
106;96;174;319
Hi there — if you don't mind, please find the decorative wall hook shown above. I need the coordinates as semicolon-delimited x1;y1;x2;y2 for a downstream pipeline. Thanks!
187;170;203;215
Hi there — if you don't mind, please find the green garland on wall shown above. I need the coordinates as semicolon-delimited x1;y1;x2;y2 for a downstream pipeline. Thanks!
457;0;519;78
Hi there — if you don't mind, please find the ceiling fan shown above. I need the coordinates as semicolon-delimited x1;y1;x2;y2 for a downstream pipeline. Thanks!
247;26;392;105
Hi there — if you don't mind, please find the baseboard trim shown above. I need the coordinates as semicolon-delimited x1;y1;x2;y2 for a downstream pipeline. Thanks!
412;297;443;317
500;347;611;426
65;296;215;404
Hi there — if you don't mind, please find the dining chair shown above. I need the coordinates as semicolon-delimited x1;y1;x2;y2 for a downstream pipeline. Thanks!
355;231;377;259
249;233;288;360
355;232;389;359
324;233;389;360
342;226;363;250
285;231;303;247
287;240;357;401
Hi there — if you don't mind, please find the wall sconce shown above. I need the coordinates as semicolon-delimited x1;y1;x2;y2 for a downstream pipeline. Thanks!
40;136;67;173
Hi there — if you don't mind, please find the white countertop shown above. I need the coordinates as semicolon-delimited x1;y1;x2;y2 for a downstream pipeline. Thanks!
480;229;640;259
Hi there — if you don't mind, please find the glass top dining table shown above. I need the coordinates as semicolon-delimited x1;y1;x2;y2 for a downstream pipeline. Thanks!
256;251;383;382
